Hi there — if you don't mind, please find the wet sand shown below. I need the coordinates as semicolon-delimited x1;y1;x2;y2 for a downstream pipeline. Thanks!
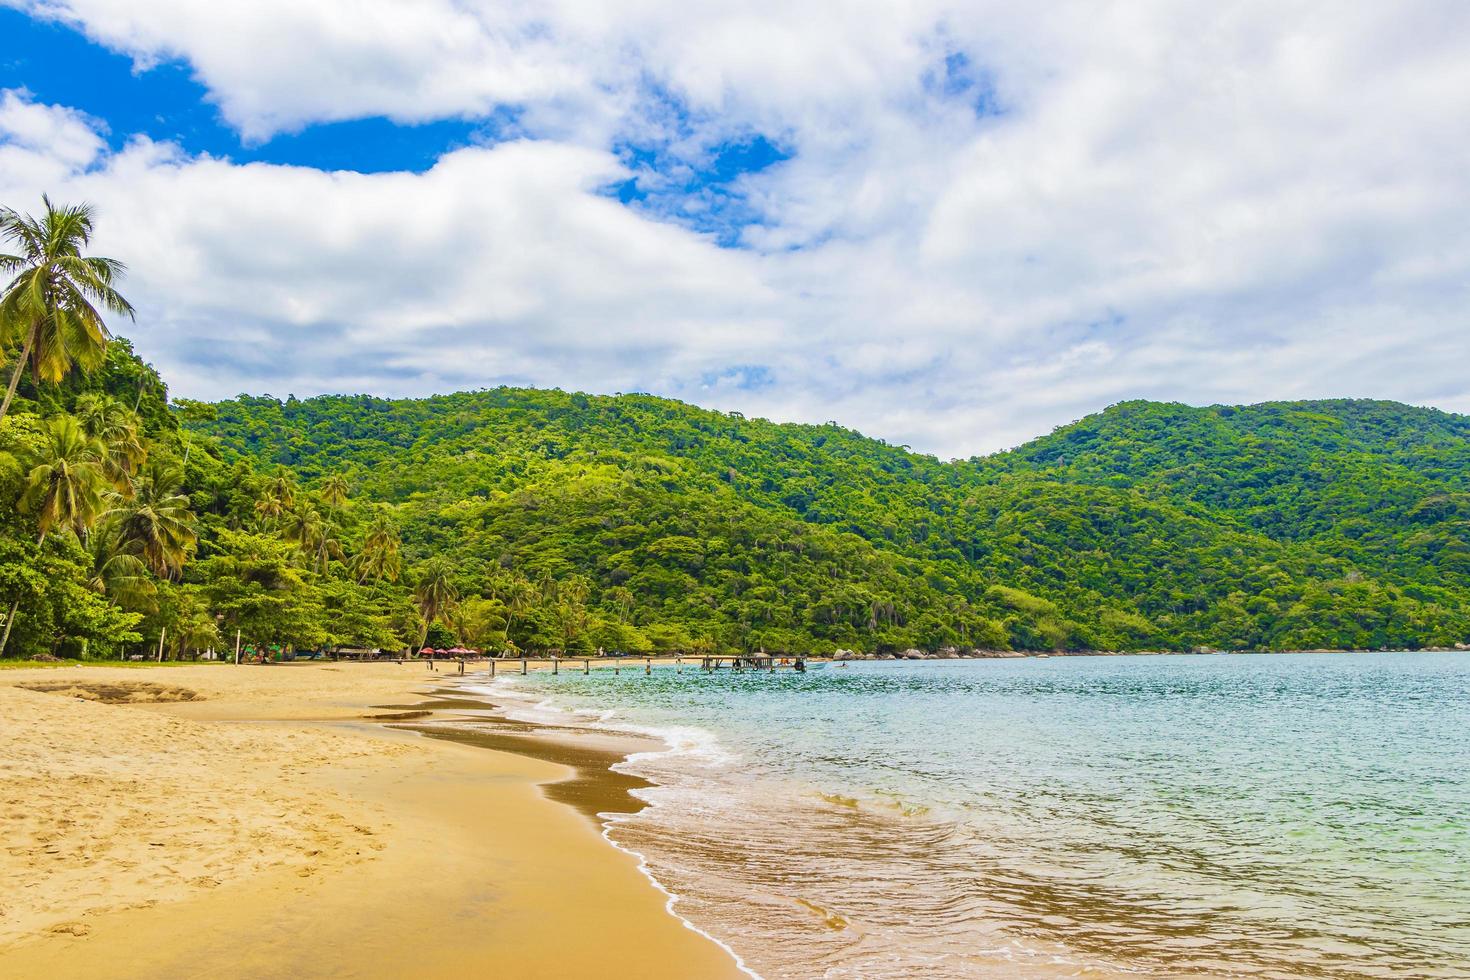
0;662;745;979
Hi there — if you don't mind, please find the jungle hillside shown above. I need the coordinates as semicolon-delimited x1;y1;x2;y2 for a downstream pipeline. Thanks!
4;200;1469;660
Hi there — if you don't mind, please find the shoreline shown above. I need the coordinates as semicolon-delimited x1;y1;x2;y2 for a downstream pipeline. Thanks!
384;680;760;978
456;663;1138;979
0;663;747;979
405;675;758;980
447;653;1470;979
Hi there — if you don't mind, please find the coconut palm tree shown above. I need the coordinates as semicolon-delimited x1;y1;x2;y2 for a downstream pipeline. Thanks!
253;469;296;525
353;510;402;584
86;522;156;609
75;392;146;491
254;491;287;522
312;525;346;576
320;474;349;510
0;198;134;421
108;462;197;579
281;504;322;550
2;415;108;656
267;469;296;510
413;555;459;646
20;414;109;541
281;504;344;574
495;575;537;655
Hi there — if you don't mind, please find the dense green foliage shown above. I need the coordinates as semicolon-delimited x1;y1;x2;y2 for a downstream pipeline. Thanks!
4;197;1466;659
182;386;1470;654
8;339;1470;656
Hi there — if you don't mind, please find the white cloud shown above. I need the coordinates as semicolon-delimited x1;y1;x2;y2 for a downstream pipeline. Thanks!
3;1;1470;457
0;88;107;185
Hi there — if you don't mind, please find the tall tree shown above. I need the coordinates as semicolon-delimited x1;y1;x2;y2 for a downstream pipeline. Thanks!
253;469;296;524
20;414;109;542
108;462;197;579
2;415;108;656
0;198;134;421
86;523;156;609
282;504;343;574
75;392;146;491
413;555;459;646
353;510;402;584
320;474;349;510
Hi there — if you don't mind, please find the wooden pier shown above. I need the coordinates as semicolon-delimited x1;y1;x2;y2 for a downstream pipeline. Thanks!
697;654;808;672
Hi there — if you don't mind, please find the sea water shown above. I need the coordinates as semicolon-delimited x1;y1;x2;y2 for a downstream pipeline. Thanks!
477;654;1470;978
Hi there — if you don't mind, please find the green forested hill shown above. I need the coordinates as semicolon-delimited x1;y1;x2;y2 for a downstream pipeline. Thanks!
3;212;1467;662
184;386;1470;653
7;328;1468;659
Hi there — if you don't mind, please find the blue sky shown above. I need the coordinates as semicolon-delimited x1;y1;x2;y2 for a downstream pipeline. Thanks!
0;8;481;171
0;7;790;246
2;1;1468;456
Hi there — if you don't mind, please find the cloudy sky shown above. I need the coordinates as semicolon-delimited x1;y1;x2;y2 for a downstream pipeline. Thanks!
2;2;1467;457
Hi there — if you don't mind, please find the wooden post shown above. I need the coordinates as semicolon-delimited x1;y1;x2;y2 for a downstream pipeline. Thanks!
645;657;652;676
521;658;528;675
614;660;620;675
156;626;166;662
234;630;241;665
490;659;496;677
584;658;590;675
552;657;559;675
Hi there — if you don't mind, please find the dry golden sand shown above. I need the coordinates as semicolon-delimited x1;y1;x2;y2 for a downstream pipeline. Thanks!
0;662;745;979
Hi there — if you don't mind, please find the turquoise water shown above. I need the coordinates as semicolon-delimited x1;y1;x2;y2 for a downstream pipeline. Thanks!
480;654;1470;978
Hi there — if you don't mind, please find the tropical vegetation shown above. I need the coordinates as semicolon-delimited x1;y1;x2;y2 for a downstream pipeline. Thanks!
5;199;1470;660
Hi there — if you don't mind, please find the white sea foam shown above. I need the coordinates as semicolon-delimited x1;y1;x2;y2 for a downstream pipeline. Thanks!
447;671;761;978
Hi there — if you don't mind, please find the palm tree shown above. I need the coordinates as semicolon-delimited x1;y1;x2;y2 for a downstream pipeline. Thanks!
267;469;296;510
20;414;108;541
86;522;156;609
0;198;134;421
281;504;323;550
75;392;146;491
608;585;636;623
496;576;537;655
413;555;459;647
319;474;349;510
353;510;402;583
254;492;287;522
2;415;108;656
281;504;343;574
108;462;197;579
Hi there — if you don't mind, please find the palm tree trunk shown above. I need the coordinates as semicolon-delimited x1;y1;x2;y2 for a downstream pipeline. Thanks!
0;322;39;422
0;599;18;657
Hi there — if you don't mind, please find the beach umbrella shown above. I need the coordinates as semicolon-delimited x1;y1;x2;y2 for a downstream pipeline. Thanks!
447;646;471;654
420;647;437;655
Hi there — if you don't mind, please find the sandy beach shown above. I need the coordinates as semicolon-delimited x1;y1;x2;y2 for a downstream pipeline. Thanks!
0;661;745;979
